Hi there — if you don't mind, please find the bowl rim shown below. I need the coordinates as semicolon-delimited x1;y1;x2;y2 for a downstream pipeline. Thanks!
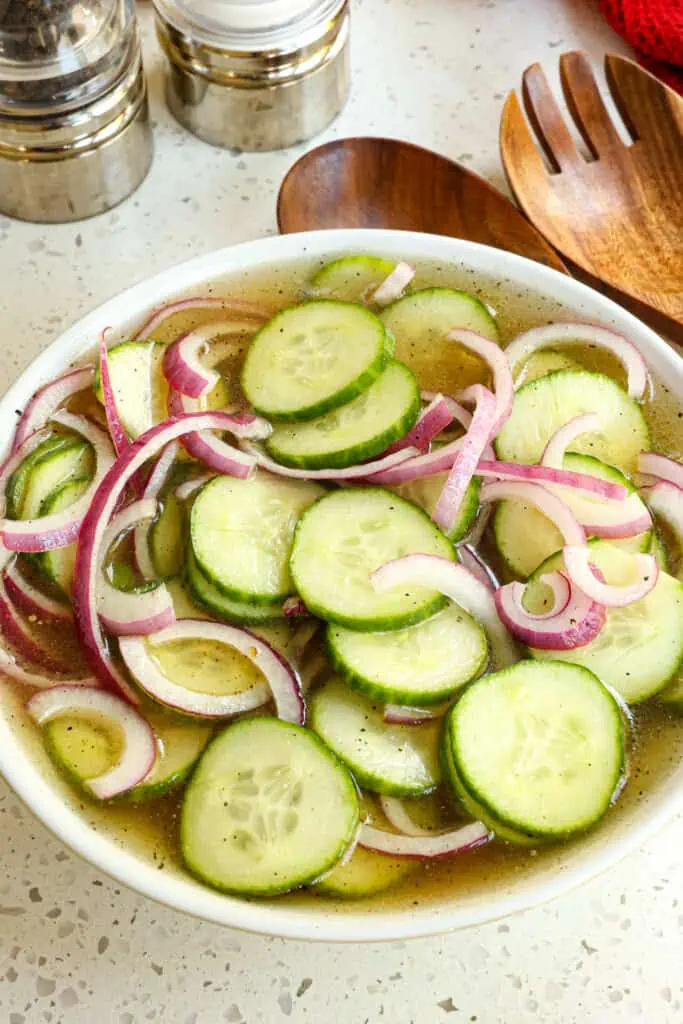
1;228;682;942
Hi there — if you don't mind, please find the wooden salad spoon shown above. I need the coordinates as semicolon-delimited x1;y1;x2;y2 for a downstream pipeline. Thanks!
500;51;683;328
277;136;569;274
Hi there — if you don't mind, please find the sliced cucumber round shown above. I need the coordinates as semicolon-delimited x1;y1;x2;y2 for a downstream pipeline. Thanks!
493;453;651;578
393;466;480;543
327;602;488;705
444;660;624;840
6;434;72;519
185;548;285;624
241;300;389;422
39;477;92;595
150;492;186;578
314;845;415;898
309;255;396;303
265;361;420;470
659;671;683;713
310;677;441;796
181;717;359;896
290;487;455;631
495;371;650;474
190;472;325;604
525;541;683;703
19;441;92;521
94;341;161;438
380;288;499;394
130;712;213;800
511;348;581;387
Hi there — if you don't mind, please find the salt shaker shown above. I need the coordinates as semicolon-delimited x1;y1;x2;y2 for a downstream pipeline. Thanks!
0;0;153;223
153;0;350;151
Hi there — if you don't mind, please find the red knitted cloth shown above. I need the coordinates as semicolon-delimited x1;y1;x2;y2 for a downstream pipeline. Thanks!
598;0;683;93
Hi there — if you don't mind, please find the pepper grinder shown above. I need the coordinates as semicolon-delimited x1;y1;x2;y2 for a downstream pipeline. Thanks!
0;0;153;223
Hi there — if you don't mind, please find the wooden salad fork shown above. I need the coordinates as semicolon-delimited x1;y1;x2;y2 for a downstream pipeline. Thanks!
500;51;683;327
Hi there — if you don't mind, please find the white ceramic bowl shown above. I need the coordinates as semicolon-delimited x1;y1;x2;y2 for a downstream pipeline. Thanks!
1;230;681;942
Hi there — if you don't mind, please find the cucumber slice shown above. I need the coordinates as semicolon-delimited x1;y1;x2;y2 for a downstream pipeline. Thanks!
20;441;92;520
310;677;441;795
380;288;499;394
39;477;92;595
265;361;420;470
6;434;71;519
150;492;186;578
309;255;396;303
185;549;285;624
44;706;212;801
181;717;359;895
327;602;488;705
659;671;683;713
649;529;670;572
512;348;581;387
314;845;414;898
190;473;325;604
525;541;683;703
393;467;480;543
290;487;455;631
493;453;651;578
444;660;624;839
241;300;389;422
94;341;161;439
495;371;650;474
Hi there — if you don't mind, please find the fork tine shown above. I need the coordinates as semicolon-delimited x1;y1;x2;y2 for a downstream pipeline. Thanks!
605;54;683;144
499;90;552;184
522;62;584;172
559;51;627;157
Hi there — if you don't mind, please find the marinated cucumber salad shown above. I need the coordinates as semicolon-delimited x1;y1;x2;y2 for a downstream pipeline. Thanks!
2;254;683;904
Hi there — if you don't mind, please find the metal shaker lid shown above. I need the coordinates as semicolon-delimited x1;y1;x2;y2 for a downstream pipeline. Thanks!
152;0;346;51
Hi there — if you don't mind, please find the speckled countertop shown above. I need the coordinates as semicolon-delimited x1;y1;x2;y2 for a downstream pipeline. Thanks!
0;2;681;1021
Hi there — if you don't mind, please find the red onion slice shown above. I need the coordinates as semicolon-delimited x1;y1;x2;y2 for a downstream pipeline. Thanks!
476;459;627;501
3;560;72;622
99;332;130;457
372;553;519;669
480;480;587;547
383;704;440;725
450;328;514;436
421;390;494;459
175;473;214;501
358;820;490;859
563;545;658;607
12;367;95;453
385;393;455;454
0;575;72;673
505;322;650;400
27;687;156;799
119;619;304;723
495;571;606;649
642;480;683;542
241;441;420;482
167;389;262;479
371;262;416;306
133;297;270;340
456;544;499;591
134;442;179;580
542;413;602;468
433;385;497;533
364;436;464;485
72;411;294;699
162;325;225;399
0;412;115;553
638;452;683;491
98;499;175;636
283;596;308;617
379;796;433;836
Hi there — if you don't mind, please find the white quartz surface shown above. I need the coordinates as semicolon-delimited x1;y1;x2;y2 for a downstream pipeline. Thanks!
1;2;681;1021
